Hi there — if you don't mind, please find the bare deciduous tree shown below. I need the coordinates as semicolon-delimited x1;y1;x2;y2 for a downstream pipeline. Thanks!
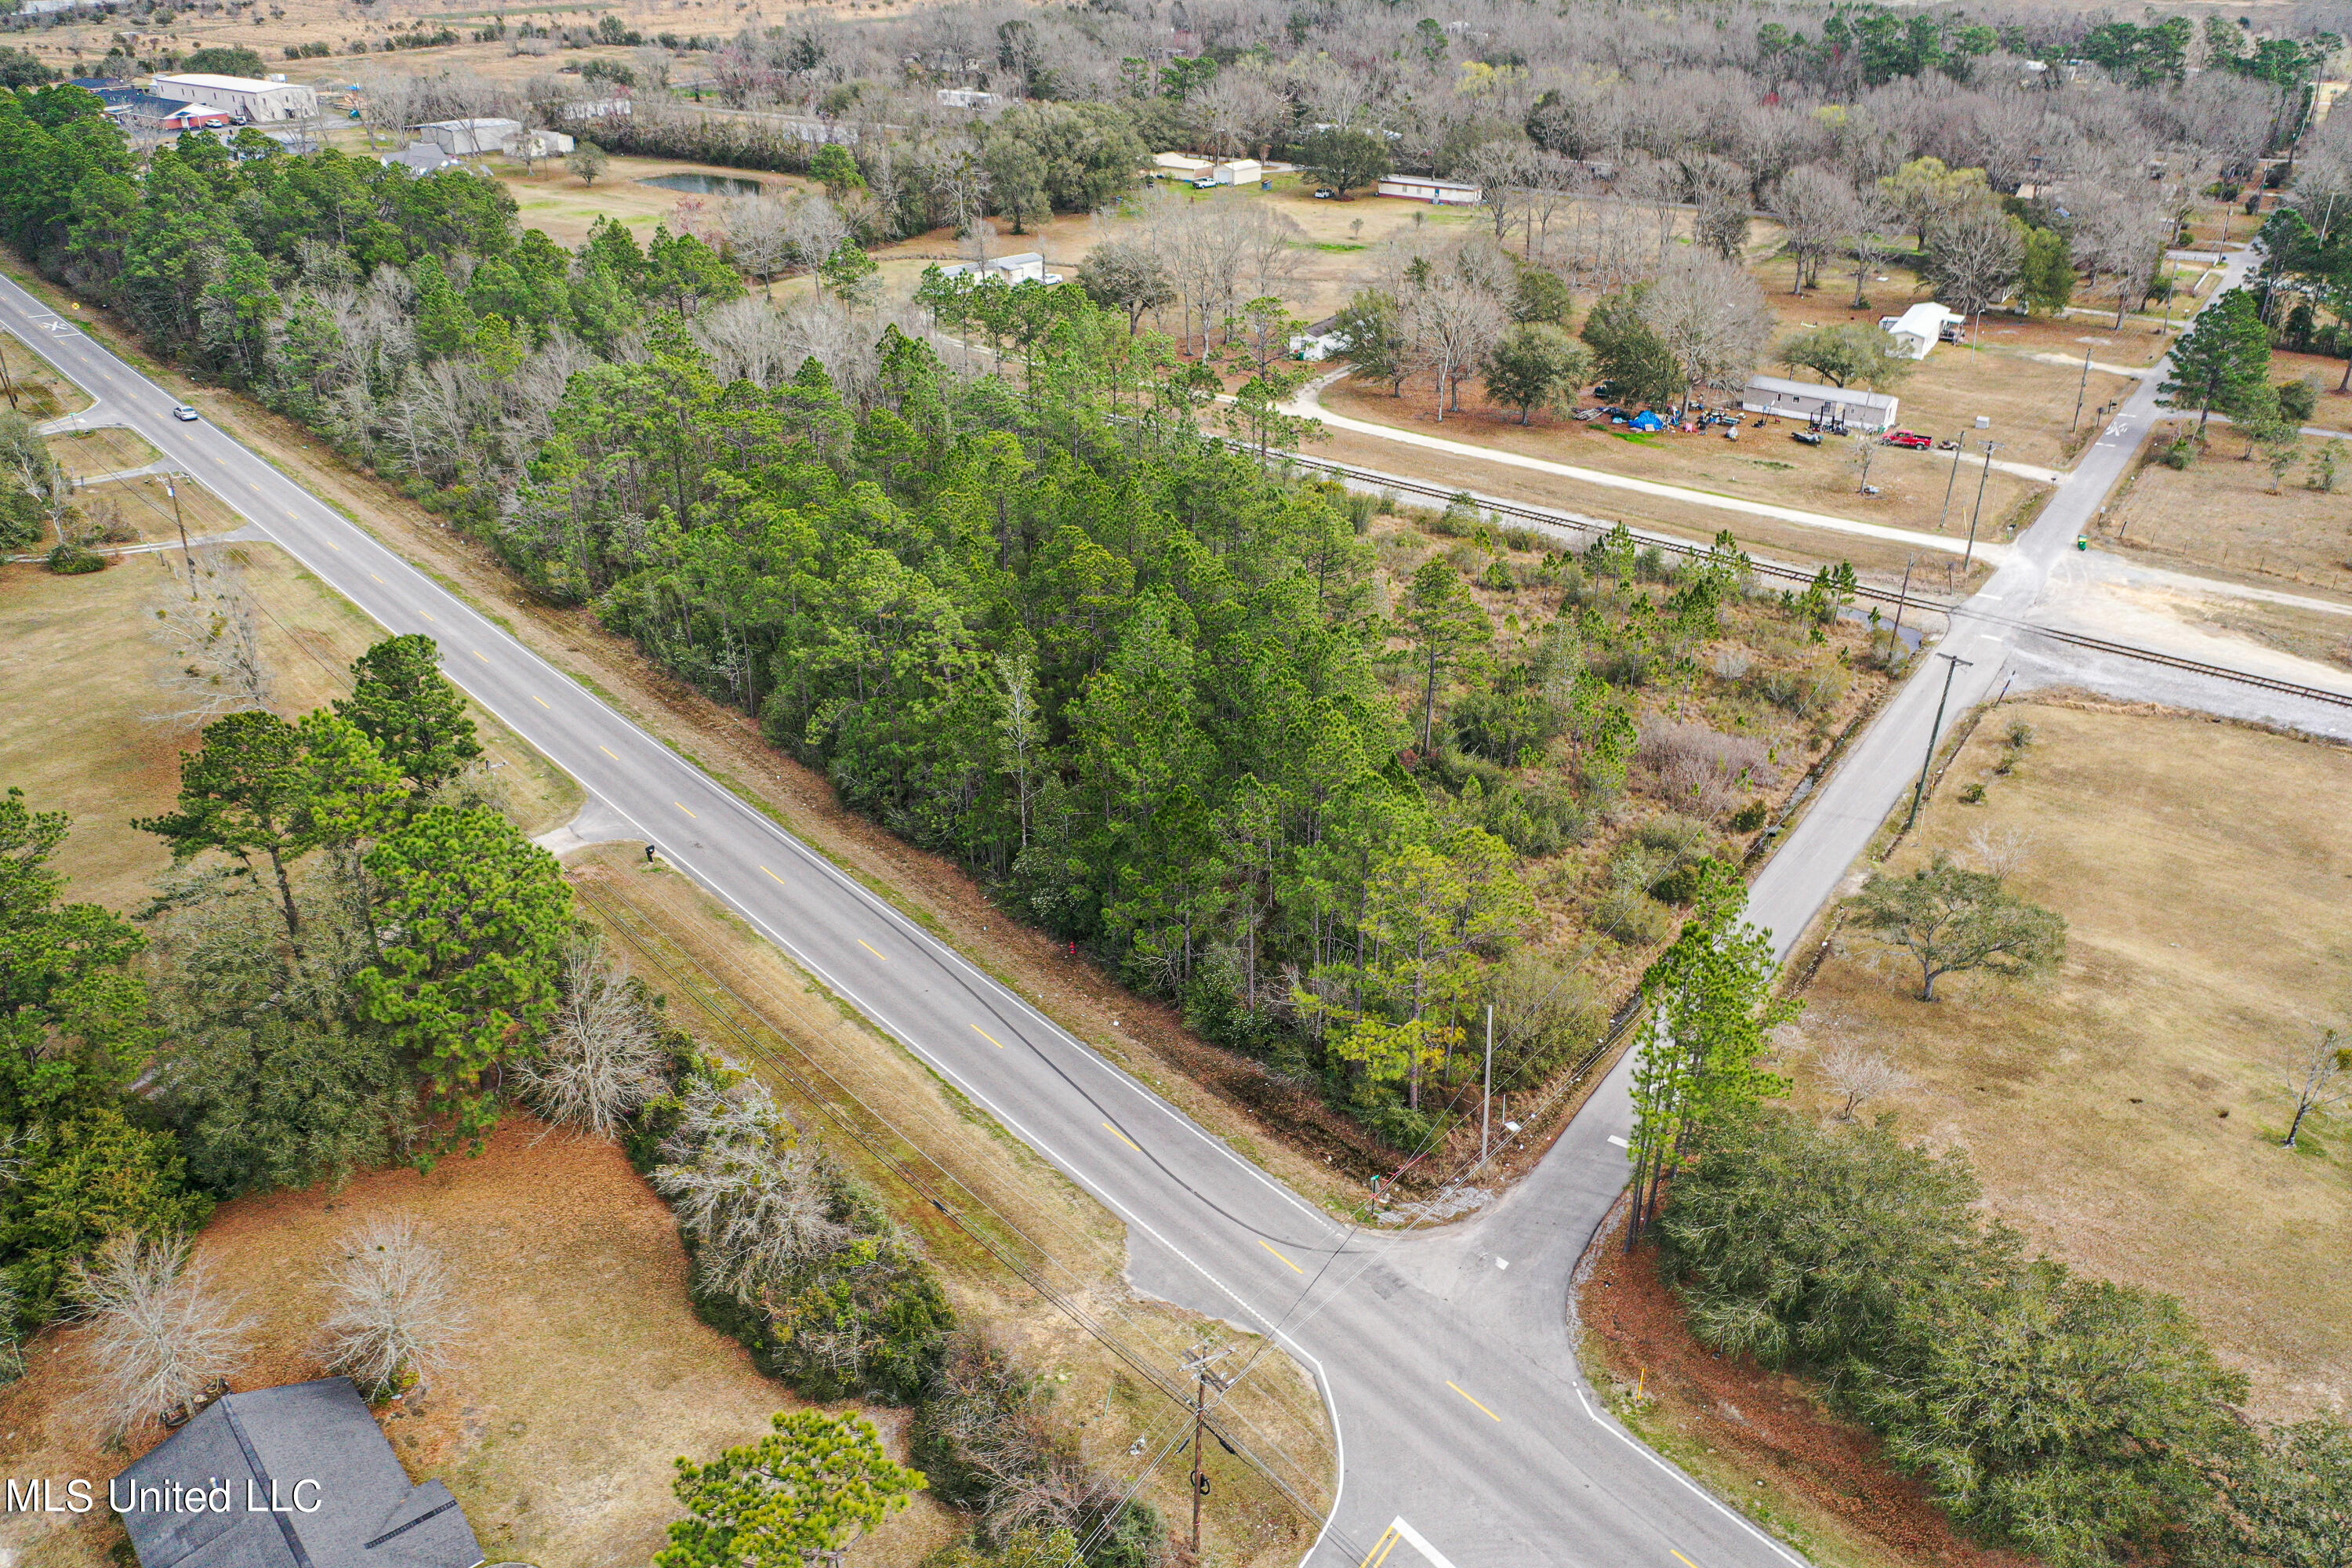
317;1218;467;1396
1771;164;1852;294
1638;249;1775;417
2279;1025;2350;1149
149;545;274;723
67;1233;255;1442
1965;824;2034;881
1820;1044;1914;1120
722;194;796;296
653;1078;849;1301
518;939;672;1140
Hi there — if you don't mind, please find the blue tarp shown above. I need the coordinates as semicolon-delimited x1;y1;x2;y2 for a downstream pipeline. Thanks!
1628;411;1666;432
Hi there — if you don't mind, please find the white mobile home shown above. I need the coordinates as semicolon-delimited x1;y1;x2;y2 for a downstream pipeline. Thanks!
1377;173;1480;204
1738;374;1900;432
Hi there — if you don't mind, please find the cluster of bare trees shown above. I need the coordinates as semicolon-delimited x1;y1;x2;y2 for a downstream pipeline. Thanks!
148;545;274;724
64;1221;466;1441
652;1078;851;1301
1123;186;1305;354
516;941;671;1141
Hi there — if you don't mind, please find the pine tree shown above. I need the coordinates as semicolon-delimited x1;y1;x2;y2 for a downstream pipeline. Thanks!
334;635;482;793
2156;287;2269;431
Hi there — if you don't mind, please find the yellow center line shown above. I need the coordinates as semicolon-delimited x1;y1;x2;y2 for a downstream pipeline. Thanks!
370;572;383;583
1356;1527;1399;1568
858;939;887;960
761;866;784;884
1258;1238;1303;1274
419;612;434;622
1103;1122;1142;1152
473;650;488;661
532;695;550;708
673;802;697;818
1446;1381;1501;1422
325;541;339;550
600;746;619;759
1670;1552;1700;1568
971;1023;1006;1050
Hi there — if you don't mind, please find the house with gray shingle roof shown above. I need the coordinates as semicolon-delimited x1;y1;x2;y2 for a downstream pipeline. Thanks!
113;1378;483;1568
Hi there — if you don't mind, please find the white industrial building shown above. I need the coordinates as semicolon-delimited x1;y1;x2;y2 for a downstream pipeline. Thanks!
149;72;318;122
1738;374;1900;432
936;88;1000;110
1878;302;1966;358
1377;173;1481;204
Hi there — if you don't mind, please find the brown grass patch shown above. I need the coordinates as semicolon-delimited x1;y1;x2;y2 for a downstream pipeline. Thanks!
0;540;578;913
2102;425;2352;597
1793;696;2352;1420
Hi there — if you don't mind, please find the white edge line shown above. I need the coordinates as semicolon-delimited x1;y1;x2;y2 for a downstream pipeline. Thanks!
1576;1388;1812;1567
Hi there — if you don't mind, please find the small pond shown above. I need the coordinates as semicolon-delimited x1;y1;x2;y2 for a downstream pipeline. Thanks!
638;172;766;196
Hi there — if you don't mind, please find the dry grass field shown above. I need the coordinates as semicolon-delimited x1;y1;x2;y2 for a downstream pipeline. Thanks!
2100;423;2352;597
1794;696;2352;1421
0;539;579;913
0;332;89;423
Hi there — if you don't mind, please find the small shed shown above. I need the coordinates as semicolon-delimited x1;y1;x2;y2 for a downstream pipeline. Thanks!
1877;302;1965;359
1208;158;1262;185
1738;373;1900;432
114;1378;483;1568
1377;174;1481;205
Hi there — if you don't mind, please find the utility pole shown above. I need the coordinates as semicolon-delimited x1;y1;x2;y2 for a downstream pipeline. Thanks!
165;472;194;584
1906;652;1974;831
1181;1344;1234;1558
1481;1002;1494;1164
1936;432;1965;530
2070;346;2092;430
1889;553;1915;651
1962;440;2001;570
0;345;17;410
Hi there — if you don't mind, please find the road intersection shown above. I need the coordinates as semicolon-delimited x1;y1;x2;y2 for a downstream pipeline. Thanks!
3;241;2344;1565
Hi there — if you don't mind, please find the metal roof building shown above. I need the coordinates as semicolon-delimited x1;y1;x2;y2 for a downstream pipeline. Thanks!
1737;374;1900;432
114;1378;483;1568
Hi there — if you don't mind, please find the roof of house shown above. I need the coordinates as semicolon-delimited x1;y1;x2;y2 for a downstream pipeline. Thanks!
1380;174;1480;191
1742;373;1900;410
1882;302;1964;335
415;118;520;132
383;141;461;172
116;1379;482;1568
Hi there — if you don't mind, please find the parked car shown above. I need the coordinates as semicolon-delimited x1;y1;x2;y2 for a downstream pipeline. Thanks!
1882;430;1934;449
1791;430;1824;446
1313;187;1337;198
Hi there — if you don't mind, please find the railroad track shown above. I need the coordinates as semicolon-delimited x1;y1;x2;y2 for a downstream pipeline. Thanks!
1279;450;2352;713
2024;626;2352;708
1276;449;1962;612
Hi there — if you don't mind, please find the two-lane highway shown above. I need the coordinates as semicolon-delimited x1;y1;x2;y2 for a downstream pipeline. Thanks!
0;278;1806;1565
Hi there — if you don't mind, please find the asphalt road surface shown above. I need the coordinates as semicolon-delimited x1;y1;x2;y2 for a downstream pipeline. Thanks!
0;278;1817;1566
4;251;2328;1568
